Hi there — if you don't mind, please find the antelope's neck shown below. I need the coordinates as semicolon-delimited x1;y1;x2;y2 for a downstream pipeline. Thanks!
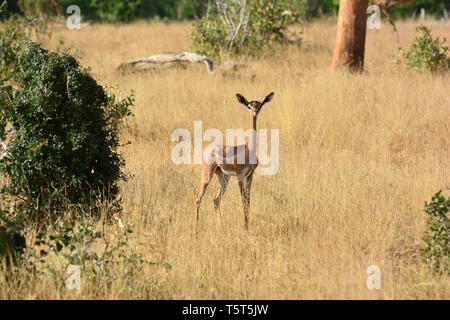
248;115;257;155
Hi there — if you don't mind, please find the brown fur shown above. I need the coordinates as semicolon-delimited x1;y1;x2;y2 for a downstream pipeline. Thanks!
194;93;273;232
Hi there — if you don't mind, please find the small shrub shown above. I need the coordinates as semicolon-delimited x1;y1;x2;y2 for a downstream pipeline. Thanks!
0;224;26;264
0;2;48;122
88;0;143;23
192;0;306;58
25;207;164;282
0;42;133;223
17;0;58;18
32;218;149;274
420;191;449;274
397;25;450;73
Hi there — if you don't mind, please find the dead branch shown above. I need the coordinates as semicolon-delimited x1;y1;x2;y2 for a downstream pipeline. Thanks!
375;0;415;44
49;0;61;18
381;0;415;10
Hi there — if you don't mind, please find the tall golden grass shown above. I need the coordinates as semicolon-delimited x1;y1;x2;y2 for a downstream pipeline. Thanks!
1;19;449;299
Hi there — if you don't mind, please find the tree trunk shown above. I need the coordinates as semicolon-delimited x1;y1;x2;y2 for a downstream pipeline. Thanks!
331;0;369;72
178;0;184;21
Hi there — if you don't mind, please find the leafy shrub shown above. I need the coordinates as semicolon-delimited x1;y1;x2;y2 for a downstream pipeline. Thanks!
17;0;142;22
17;0;62;18
389;0;449;19
0;224;26;264
24;205;168;282
32;216;151;275
306;0;338;17
420;191;449;274
192;0;306;58
88;0;143;23
0;2;48;121
0;3;33;260
14;0;208;22
397;25;450;73
0;0;22;18
7;0;450;22
0;42;133;222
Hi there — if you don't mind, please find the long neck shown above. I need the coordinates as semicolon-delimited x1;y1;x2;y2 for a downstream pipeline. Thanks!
248;115;257;155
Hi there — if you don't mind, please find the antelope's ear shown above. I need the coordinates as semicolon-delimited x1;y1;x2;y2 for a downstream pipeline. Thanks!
236;93;249;107
263;92;274;104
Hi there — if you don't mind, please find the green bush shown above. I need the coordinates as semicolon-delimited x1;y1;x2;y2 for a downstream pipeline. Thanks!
18;0;141;22
88;0;142;23
17;0;60;18
420;191;449;274
0;2;48;119
192;0;307;58
0;42;133;222
21;206;174;286
12;0;208;22
31;216;154;275
306;0;338;17
0;225;26;264
6;0;450;22
0;0;22;18
397;25;450;73
389;0;449;19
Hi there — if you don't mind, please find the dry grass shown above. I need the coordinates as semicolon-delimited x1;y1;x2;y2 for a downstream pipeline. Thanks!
1;19;449;299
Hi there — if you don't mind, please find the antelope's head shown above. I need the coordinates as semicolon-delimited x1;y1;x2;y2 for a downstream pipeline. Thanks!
236;92;274;117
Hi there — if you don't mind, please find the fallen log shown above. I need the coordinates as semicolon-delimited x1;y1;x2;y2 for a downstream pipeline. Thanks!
118;52;214;74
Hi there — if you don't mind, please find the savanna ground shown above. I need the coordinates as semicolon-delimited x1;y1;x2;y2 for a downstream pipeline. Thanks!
1;18;449;299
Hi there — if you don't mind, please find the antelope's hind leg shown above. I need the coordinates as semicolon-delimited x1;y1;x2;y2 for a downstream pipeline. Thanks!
194;162;217;232
214;168;230;227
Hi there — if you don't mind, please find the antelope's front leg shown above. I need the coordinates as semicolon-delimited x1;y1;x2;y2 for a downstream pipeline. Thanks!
244;172;254;229
238;179;250;230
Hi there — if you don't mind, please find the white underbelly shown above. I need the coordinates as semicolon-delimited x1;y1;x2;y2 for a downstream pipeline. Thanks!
220;168;238;176
220;166;250;177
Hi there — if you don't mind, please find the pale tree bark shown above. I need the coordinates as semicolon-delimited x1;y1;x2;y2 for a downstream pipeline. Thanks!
331;0;369;72
178;0;184;21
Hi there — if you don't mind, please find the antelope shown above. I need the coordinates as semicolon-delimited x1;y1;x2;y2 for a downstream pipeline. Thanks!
194;92;274;231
